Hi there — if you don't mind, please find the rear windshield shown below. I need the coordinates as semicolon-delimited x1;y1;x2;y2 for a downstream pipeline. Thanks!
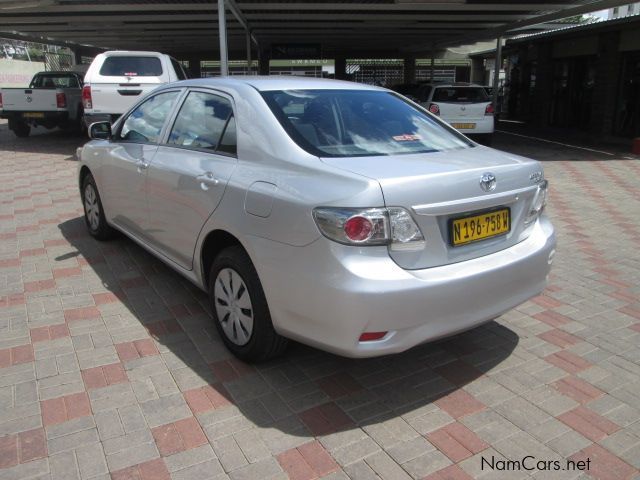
432;87;489;103
262;89;473;158
30;74;80;89
99;56;163;77
392;84;432;102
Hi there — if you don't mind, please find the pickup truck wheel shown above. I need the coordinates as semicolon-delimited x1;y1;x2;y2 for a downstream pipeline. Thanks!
78;108;87;136
209;246;288;362
82;174;115;240
10;121;30;138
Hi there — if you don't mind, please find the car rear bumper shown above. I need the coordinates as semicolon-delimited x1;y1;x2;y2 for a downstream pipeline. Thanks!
445;116;494;134
1;111;69;123
250;215;555;358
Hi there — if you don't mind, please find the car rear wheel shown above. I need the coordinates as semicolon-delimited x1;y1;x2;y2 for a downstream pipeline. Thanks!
473;133;493;146
10;120;30;138
209;246;288;362
82;174;115;240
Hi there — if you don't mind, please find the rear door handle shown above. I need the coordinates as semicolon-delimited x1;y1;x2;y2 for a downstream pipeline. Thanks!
136;160;149;172
196;172;220;190
117;89;142;96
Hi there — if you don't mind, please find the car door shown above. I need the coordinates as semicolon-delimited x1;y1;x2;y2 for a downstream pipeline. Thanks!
145;89;238;269
98;90;181;239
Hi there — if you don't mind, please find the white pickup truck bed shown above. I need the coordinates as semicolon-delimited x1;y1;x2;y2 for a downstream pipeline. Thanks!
0;71;84;137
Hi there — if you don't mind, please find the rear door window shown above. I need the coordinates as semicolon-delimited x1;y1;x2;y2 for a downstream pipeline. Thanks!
167;91;236;154
432;87;489;103
30;74;80;88
99;56;163;77
117;91;180;143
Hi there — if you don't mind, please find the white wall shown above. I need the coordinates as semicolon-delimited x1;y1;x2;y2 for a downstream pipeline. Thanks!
0;59;46;88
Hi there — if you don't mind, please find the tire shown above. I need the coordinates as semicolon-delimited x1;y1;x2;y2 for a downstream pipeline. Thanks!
475;134;493;146
81;173;116;240
78;107;87;136
10;121;30;138
209;246;288;362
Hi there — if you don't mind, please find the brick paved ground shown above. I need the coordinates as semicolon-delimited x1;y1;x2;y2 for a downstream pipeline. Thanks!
1;120;639;480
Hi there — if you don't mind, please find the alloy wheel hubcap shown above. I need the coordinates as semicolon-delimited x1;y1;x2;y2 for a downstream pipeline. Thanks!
84;184;100;231
214;268;254;346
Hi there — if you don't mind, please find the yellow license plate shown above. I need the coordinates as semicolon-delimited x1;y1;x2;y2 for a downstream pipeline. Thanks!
451;123;476;129
451;208;510;246
23;112;44;119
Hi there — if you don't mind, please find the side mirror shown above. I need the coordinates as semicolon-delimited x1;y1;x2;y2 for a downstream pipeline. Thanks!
89;121;112;140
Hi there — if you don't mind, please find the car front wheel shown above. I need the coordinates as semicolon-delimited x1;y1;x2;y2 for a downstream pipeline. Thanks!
209;246;288;362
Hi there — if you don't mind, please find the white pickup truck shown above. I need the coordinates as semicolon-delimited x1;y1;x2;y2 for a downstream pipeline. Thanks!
0;71;84;137
82;51;188;128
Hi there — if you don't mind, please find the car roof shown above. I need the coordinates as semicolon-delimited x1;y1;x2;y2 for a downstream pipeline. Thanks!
36;71;81;75
165;76;385;92
101;50;166;57
423;83;486;88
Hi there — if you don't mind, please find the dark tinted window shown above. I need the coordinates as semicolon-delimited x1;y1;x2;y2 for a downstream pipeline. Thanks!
170;58;187;80
99;56;163;77
30;74;80;88
262;89;472;157
432;87;489;103
168;91;235;153
118;91;179;143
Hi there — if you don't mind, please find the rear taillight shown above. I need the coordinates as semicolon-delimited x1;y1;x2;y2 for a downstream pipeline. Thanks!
344;216;374;242
0;92;3;109
359;332;387;342
428;103;440;115
82;85;92;109
525;179;549;226
56;92;67;109
313;207;425;250
485;104;495;116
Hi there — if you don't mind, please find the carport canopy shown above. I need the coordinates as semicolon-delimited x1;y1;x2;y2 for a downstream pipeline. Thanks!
0;0;633;68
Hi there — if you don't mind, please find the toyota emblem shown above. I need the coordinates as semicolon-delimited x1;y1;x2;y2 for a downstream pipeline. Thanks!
480;172;496;192
26;96;32;103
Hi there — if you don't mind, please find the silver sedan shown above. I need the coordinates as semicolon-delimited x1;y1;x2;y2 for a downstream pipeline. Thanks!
78;76;556;361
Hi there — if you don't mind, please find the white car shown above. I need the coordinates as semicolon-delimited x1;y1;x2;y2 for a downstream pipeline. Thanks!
401;83;495;144
82;50;188;129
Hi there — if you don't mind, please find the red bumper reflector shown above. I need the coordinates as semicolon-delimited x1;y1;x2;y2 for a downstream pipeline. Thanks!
359;332;387;342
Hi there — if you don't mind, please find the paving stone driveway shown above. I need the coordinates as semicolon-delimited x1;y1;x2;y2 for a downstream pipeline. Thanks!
1;121;639;480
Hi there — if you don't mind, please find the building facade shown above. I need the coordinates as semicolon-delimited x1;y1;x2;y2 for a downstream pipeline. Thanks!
474;16;640;139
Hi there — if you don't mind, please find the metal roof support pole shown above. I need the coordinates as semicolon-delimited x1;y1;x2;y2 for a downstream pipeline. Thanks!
246;30;252;74
218;0;229;76
429;43;435;82
492;36;502;113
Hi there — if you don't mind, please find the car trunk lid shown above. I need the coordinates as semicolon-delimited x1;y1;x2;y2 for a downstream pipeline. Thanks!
437;101;489;121
321;146;544;270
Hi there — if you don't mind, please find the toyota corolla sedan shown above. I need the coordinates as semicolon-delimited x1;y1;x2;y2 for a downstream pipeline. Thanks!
78;76;555;362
